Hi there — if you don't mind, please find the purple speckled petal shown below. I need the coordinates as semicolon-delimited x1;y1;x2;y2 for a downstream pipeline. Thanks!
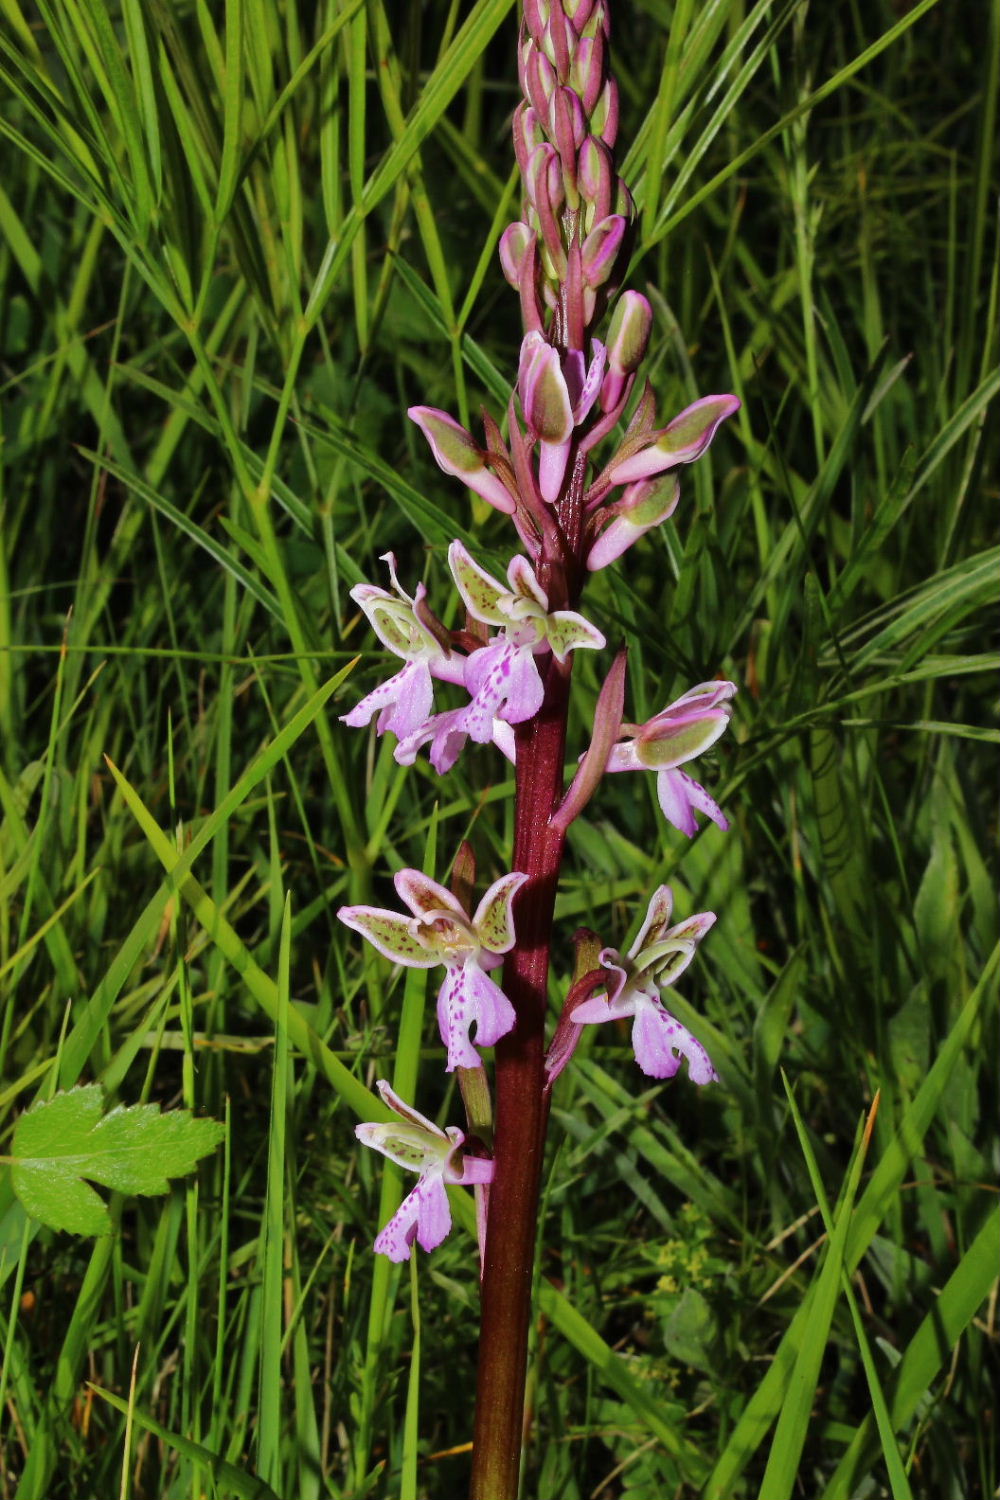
436;967;483;1071
500;647;545;724
395;706;472;774
465;639;545;731
464;641;514;736
436;963;516;1071
341;676;397;730
341;661;430;736
380;661;434;739
372;1168;452;1261
656;768;729;836
630;995;718;1083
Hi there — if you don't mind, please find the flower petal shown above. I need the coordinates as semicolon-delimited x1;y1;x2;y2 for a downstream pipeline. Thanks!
586;473;680;571
436;964;516;1071
340;669;408;730
570;994;615;1025
634;707;732;770
355;1121;443;1172
465;639;544;729
473;871;528;953
630;885;674;954
630;996;718;1083
608;394;740;485
374;1080;448;1137
409;408;516;514
632;938;697;988
656;769;729;836
448;541;508;626
372;1169;452;1261
462;962;518;1048
395;706;471;775
544;608;606;662
337;906;439;967
393;869;465;922
339;660;436;742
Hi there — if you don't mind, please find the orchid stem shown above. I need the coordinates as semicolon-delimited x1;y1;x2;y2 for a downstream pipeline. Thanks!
469;664;570;1500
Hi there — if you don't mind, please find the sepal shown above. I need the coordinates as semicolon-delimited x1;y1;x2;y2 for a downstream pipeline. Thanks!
409;407;516;514
608;394;741;485
586;473;680;571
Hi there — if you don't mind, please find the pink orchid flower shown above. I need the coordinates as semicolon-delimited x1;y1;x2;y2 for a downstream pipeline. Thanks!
339;869;526;1071
606;393;741;487
517;330;605;501
341;554;464;741
356;1081;494;1261
571;886;718;1081
449;540;605;728
606;681;737;835
396;542;605;773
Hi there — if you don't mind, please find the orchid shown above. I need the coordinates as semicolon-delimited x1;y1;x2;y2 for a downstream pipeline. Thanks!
340;554;464;741
336;2;742;1485
449;541;605;728
407;407;517;515
571;886;718;1081
355;1081;494;1262
606;681;738;835
388;546;603;773
338;869;526;1071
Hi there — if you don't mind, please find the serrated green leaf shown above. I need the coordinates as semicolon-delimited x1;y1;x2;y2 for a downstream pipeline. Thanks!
10;1085;226;1235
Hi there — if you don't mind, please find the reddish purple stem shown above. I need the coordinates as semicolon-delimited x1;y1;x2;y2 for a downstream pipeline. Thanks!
469;456;585;1500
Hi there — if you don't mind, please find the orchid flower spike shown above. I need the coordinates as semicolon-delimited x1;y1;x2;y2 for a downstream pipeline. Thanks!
606;681;738;835
341;554;465;741
338;868;526;1071
571;886;718;1081
356;1081;494;1261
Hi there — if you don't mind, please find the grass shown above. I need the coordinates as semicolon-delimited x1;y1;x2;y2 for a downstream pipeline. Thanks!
0;0;996;1496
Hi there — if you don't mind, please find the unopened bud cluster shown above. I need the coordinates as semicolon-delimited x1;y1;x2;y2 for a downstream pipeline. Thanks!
502;0;633;349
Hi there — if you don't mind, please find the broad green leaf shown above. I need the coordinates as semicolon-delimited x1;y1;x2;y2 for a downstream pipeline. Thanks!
10;1085;225;1236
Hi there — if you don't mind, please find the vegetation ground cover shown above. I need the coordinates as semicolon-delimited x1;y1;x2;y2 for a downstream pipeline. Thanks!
0;1;996;1496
